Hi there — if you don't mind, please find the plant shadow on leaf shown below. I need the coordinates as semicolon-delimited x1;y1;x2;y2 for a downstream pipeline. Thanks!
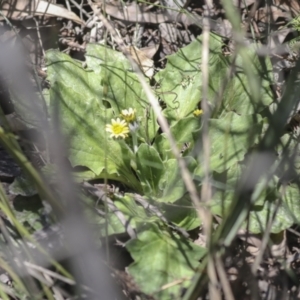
126;223;206;299
220;52;273;115
193;112;263;177
158;157;198;203
136;144;164;197
154;117;201;161
162;196;201;230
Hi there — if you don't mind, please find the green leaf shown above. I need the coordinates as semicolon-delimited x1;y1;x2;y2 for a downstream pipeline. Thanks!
283;183;300;214
158;157;198;203
154;116;201;161
46;50;141;191
9;175;37;197
155;34;225;123
72;169;97;182
211;181;278;221
126;223;206;299
155;34;272;122
92;194;152;236
86;43;131;74
195;112;263;174
247;200;293;234
221;45;273;115
215;180;299;234
210;165;279;232
86;44;159;142
136;144;164;197
162;196;201;230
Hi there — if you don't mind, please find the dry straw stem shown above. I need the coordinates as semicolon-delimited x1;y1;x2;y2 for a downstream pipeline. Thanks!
24;262;75;285
88;1;208;224
215;255;235;300
201;2;224;299
201;7;213;235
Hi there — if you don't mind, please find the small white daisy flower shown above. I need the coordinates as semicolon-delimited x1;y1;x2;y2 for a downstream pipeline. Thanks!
105;118;130;139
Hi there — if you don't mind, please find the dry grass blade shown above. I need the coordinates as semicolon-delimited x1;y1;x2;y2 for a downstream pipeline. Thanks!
23;262;75;285
215;256;235;300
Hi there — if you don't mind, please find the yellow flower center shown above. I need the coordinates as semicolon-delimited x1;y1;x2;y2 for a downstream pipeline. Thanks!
113;124;124;134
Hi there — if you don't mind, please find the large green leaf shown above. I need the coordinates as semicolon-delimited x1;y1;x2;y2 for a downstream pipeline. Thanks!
276;183;300;231
221;45;273;114
155;34;273;122
210;163;284;233
126;223;206;299
246;198;294;234
195;112;263;174
89;194;153;236
86;44;158;142
154;116;201;161
46;50;141;190
210;164;300;233
211;178;278;220
162;196;201;230
158;157;198;203
155;34;226;122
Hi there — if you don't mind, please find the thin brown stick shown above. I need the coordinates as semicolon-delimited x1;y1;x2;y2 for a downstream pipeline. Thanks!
215;256;235;300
